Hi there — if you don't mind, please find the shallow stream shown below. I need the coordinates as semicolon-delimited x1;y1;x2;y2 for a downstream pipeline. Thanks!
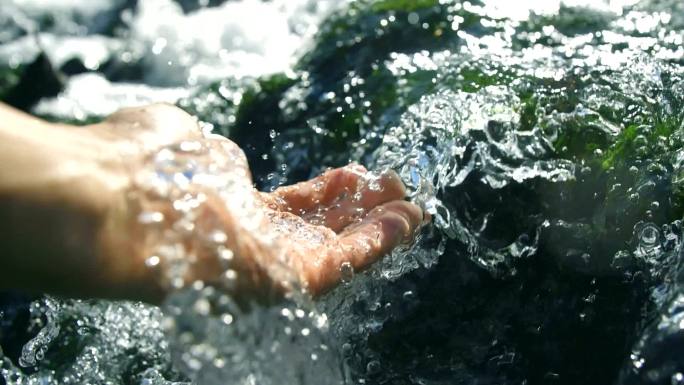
2;0;684;384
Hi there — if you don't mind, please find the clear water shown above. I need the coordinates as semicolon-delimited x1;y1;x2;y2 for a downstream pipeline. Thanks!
2;0;684;384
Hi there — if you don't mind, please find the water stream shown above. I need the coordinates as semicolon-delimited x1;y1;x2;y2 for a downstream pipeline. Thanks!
2;0;684;384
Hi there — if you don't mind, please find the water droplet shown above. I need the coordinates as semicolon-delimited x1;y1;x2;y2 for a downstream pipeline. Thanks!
178;140;203;153
217;246;234;263
312;181;325;192
407;12;420;25
213;358;226;368
221;314;234;325
138;211;165;225
281;308;294;321
207;230;228;244
340;262;354;284
193;298;211;316
222;270;238;288
145;255;161;267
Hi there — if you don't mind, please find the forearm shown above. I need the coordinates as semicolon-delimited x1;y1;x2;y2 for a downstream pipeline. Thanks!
0;194;100;296
0;103;159;301
0;104;111;200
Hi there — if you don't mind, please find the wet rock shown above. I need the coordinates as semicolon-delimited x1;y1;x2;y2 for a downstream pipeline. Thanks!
173;0;229;14
2;52;64;112
59;57;89;76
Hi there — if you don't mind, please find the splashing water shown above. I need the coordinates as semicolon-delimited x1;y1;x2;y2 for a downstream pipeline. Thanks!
129;134;347;384
3;0;684;384
1;0;344;119
17;297;60;368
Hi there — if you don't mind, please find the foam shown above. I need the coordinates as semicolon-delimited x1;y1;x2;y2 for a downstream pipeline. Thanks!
130;0;341;86
34;73;189;119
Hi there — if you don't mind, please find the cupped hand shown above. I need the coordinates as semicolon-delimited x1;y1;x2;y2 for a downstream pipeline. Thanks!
86;104;423;303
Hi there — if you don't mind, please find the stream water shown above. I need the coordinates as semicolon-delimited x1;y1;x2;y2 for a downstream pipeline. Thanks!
1;0;684;384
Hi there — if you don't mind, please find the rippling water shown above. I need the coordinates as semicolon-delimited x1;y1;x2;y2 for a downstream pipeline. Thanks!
2;0;684;384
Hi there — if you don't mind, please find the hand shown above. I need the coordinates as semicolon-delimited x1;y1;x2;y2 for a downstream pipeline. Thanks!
62;104;424;303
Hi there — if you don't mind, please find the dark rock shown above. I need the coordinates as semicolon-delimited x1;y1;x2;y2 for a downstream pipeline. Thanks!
174;0;229;14
2;52;64;112
59;57;90;76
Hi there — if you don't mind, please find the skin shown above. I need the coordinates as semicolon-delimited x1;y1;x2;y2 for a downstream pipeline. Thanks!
0;102;424;304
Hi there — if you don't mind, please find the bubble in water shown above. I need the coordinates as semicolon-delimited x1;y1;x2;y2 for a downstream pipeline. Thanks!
639;223;661;251
366;360;381;375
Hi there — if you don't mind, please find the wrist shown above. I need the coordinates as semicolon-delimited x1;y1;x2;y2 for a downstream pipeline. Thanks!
63;123;165;301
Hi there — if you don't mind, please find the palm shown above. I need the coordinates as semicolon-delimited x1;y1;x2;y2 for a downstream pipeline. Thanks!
259;165;422;296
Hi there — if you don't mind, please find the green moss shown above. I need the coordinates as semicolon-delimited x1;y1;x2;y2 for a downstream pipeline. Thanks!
519;94;538;131
552;117;612;161
0;65;22;101
458;63;516;93
299;0;476;83
371;0;439;12
600;124;638;170
600;115;681;171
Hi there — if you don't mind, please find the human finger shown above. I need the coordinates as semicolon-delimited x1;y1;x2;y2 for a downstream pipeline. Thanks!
266;164;368;214
302;200;423;295
266;165;406;226
307;170;408;232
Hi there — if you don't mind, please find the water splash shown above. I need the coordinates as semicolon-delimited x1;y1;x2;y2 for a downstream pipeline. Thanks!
128;130;348;383
162;287;343;385
18;297;60;368
3;0;684;384
376;84;574;241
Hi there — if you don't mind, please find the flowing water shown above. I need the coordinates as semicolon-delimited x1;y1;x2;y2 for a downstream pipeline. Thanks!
2;0;684;384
